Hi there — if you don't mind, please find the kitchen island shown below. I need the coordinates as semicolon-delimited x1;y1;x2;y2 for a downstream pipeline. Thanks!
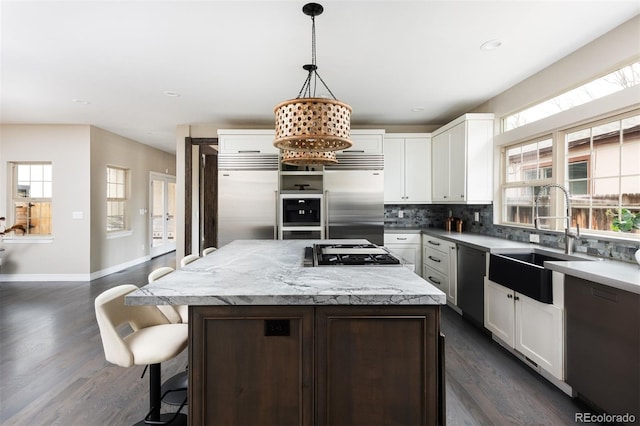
127;239;446;426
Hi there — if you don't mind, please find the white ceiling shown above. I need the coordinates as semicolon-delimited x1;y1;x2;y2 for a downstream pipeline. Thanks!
2;1;639;154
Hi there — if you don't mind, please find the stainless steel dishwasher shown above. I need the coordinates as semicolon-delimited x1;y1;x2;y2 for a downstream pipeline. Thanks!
456;245;486;327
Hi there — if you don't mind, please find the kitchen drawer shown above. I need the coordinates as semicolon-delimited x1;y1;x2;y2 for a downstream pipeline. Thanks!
424;246;449;275
423;265;448;295
423;236;451;256
384;233;421;245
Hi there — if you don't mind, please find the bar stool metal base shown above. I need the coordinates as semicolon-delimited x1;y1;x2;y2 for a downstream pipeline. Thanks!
137;364;187;426
134;413;187;426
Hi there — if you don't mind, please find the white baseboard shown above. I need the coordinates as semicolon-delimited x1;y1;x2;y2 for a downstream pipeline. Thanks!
0;273;91;282
0;255;151;282
89;255;151;281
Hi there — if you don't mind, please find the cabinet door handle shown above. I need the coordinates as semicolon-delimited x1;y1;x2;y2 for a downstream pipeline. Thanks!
428;256;441;263
427;240;440;246
514;296;519;301
428;276;441;285
507;294;513;299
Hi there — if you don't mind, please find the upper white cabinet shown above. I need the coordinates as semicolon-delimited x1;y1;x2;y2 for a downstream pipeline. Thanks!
384;133;431;204
338;129;385;154
218;129;279;154
431;113;494;204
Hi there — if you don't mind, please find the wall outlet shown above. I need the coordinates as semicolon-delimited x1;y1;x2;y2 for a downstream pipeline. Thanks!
398;210;404;218
529;234;540;243
474;212;480;222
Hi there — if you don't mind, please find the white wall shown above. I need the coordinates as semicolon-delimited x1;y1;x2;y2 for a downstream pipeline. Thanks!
0;124;91;278
0;124;176;280
475;15;640;144
89;126;176;275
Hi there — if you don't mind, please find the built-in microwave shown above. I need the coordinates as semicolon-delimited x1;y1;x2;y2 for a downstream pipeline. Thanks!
282;198;321;225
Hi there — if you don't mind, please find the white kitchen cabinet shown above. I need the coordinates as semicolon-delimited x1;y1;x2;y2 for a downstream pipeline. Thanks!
423;236;457;305
431;113;493;204
484;278;515;346
484;278;563;379
218;129;279;154
384;232;421;275
384;134;431;204
515;292;563;379
338;129;385;154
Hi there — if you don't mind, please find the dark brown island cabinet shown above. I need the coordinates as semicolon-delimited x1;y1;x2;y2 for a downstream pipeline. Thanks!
565;275;639;421
189;304;445;425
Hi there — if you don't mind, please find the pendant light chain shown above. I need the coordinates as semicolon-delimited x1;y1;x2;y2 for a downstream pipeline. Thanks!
311;15;317;97
311;15;317;68
273;2;353;160
294;12;338;101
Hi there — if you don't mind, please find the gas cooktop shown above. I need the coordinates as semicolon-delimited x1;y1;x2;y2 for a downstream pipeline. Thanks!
310;243;401;266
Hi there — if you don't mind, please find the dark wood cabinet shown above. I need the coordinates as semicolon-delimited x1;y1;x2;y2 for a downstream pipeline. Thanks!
565;276;639;419
189;305;443;426
316;306;441;426
189;306;314;426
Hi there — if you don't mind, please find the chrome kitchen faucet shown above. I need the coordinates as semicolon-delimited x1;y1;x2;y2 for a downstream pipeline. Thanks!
534;184;580;254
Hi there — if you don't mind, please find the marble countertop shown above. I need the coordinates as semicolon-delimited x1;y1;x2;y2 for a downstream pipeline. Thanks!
126;239;446;306
389;228;639;295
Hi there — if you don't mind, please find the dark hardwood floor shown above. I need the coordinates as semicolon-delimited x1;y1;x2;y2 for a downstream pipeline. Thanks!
1;253;595;425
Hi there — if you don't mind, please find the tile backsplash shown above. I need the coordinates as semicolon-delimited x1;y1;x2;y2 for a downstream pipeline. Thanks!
384;204;640;263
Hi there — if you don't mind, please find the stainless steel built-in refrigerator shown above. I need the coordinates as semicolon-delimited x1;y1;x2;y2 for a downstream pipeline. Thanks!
324;154;385;246
217;154;279;247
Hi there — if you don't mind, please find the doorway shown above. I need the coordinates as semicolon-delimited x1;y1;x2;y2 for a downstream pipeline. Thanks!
184;137;218;255
150;172;177;258
200;145;218;252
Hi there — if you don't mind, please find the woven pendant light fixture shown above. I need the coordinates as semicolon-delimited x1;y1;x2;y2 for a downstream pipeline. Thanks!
281;149;338;166
274;2;353;163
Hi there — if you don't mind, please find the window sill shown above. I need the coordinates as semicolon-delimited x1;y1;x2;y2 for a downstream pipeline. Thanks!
106;230;133;239
0;236;53;244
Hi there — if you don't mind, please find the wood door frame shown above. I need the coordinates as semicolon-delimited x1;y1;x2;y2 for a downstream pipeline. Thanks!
184;137;218;255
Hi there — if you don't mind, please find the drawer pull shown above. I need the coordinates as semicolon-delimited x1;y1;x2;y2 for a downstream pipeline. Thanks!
428;276;441;285
396;237;407;241
427;240;440;246
428;256;441;263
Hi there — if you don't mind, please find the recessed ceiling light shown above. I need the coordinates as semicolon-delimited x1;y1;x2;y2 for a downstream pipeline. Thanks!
411;106;425;112
480;39;502;51
72;99;91;105
163;91;181;97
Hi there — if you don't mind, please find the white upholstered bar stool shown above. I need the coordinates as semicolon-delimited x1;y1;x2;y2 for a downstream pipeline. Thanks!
95;284;188;425
147;267;182;324
179;254;200;268
202;246;217;256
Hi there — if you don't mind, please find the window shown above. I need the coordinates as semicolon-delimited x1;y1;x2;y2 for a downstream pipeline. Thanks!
9;162;53;235
500;110;640;237
107;166;129;232
503;61;640;132
502;138;553;226
565;113;640;233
